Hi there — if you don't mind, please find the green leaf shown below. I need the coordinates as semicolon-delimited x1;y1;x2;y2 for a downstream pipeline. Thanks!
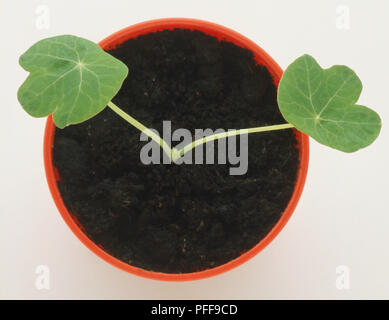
278;54;381;152
18;35;128;128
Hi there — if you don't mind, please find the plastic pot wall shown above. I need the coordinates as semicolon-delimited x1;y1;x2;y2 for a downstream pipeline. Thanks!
44;18;309;281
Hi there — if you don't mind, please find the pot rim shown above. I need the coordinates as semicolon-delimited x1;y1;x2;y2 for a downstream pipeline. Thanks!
44;17;309;281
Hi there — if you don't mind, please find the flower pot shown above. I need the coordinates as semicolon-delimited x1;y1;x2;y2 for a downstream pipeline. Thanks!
44;18;309;281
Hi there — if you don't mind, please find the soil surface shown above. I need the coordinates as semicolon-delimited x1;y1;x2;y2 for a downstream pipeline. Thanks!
53;29;299;273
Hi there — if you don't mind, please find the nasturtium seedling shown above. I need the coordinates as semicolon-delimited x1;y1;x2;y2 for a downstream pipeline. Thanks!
17;35;381;159
277;54;381;152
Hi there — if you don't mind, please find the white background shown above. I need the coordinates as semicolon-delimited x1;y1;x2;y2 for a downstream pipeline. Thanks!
1;0;388;299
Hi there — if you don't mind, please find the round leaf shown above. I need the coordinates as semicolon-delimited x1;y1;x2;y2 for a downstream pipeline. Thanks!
18;35;128;128
278;54;381;152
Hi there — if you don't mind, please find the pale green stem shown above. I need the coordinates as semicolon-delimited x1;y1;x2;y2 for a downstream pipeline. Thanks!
107;101;174;159
174;123;295;161
107;101;295;162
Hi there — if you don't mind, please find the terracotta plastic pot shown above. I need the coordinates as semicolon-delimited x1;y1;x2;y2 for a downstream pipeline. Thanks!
44;18;309;281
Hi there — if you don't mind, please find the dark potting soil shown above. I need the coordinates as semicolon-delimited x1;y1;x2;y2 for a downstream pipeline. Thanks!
53;29;299;273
